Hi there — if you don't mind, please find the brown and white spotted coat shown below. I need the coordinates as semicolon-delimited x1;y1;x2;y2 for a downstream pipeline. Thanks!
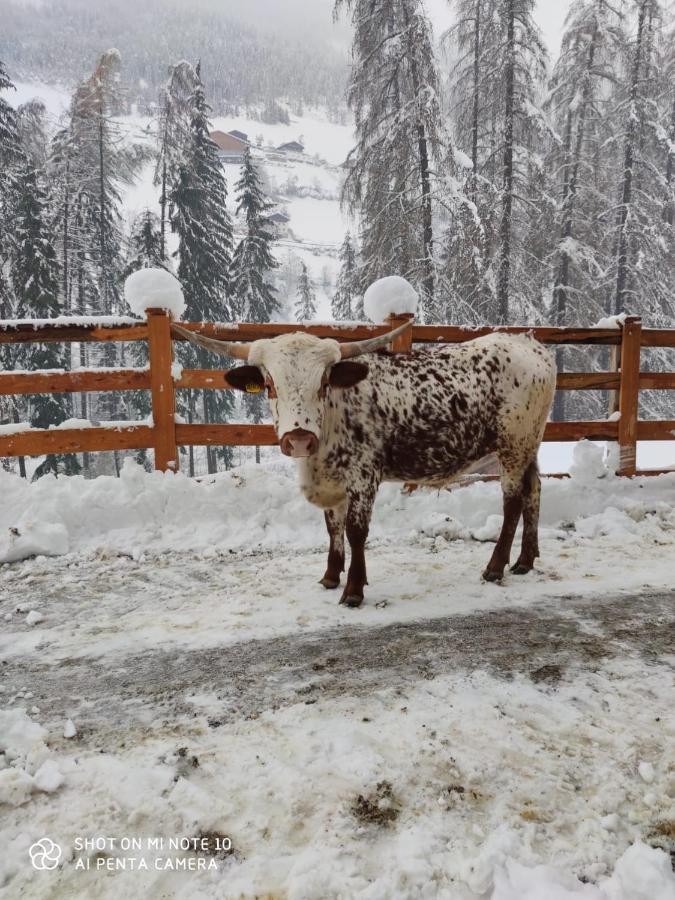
174;325;556;607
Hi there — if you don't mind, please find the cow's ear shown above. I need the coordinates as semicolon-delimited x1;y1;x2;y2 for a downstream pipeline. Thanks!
328;361;369;388
224;365;265;393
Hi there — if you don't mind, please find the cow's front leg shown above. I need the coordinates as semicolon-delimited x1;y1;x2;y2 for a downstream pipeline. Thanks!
320;503;346;589
340;488;376;608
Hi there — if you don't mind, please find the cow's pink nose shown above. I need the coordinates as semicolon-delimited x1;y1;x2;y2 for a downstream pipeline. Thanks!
280;429;319;458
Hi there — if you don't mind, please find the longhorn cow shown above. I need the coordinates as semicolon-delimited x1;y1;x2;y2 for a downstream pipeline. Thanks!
172;322;556;607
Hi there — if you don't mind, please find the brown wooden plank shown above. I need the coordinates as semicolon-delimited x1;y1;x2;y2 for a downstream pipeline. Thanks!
147;310;178;472
543;421;619;441
0;322;148;344
176;369;228;390
617;317;641;475
411;325;623;345
0;368;151;396
638;372;675;390
4;318;673;348
0;425;154;458
640;328;675;348
556;372;620;390
636;420;675;440
175;423;278;446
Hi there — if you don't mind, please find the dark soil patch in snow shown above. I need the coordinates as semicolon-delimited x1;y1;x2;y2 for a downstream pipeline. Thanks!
1;590;673;745
352;781;401;827
529;663;563;684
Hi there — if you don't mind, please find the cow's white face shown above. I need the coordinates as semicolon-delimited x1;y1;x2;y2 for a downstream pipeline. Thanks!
225;333;369;457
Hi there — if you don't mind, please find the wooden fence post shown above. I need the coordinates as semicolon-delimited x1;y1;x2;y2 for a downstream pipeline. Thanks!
146;308;178;472
387;312;414;353
617;315;642;476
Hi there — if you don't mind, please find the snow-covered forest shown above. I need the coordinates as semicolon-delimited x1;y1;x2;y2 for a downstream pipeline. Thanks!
0;0;674;480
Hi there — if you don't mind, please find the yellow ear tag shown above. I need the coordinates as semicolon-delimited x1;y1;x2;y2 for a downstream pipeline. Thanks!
246;383;263;393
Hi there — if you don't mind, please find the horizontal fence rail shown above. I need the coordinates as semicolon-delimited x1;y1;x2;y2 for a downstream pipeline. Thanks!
1;311;674;477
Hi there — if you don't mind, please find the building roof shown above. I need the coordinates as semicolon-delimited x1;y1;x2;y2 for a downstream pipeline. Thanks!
228;129;248;141
268;211;290;223
276;141;304;152
210;131;248;153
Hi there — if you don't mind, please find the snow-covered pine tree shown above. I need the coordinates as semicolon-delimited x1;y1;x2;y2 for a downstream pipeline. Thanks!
335;0;446;317
11;165;79;478
608;0;674;323
123;210;165;277
154;61;198;260
0;59;21;318
545;0;625;420
332;232;360;319
494;0;548;324
230;146;279;322
169;62;234;474
295;262;317;321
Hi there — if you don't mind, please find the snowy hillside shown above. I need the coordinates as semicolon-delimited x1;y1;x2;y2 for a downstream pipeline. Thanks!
8;80;353;321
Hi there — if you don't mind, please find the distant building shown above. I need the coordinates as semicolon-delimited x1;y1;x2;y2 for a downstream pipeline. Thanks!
210;130;248;163
276;140;304;154
268;210;290;236
228;129;248;142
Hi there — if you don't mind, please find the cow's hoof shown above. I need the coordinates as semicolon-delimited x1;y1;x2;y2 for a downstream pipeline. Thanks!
510;563;532;575
481;568;504;583
339;594;363;608
319;576;340;589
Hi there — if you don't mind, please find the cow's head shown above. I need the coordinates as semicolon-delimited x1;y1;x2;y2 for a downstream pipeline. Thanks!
171;321;410;458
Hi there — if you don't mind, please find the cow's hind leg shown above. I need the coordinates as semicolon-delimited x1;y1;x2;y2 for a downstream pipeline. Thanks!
511;460;541;574
482;465;525;582
320;504;346;589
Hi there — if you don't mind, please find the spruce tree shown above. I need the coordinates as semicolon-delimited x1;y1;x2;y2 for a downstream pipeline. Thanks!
335;0;447;316
155;61;198;259
0;60;21;317
169;62;234;474
123;210;165;278
332;232;360;319
230;147;279;322
295;262;317;321
11;165;79;478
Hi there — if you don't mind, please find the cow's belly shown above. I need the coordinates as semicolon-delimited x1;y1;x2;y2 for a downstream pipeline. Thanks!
382;425;497;483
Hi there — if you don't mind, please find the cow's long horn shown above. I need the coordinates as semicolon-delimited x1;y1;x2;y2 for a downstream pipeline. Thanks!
339;319;412;359
171;323;251;360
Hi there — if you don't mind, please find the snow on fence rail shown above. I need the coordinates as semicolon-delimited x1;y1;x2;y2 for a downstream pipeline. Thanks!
1;310;674;476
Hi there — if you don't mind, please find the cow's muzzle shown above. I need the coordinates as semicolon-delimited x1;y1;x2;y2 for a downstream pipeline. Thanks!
279;428;319;458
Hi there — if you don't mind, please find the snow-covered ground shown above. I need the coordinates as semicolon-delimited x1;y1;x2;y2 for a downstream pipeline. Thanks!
1;442;674;898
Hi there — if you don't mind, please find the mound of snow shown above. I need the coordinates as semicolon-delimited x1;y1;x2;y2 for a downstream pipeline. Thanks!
0;520;68;564
570;440;611;483
594;313;627;329
363;275;419;323
124;267;185;319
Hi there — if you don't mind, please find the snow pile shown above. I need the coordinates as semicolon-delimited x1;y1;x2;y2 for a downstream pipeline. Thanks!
0;709;64;808
569;439;609;483
363;275;419;323
0;520;68;563
124;267;185;319
2;450;675;568
594;313;627;329
491;841;674;899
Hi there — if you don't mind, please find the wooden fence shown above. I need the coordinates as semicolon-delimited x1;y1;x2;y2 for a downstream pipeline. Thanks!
1;311;674;477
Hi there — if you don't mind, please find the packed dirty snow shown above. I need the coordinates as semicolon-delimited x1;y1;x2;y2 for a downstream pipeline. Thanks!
2;442;675;898
363;275;419;323
124;267;185;319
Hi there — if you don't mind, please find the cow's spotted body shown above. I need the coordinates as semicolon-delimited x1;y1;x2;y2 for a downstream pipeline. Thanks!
172;323;556;607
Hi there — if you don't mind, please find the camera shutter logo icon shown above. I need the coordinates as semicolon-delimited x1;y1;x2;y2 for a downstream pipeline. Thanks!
29;838;62;870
